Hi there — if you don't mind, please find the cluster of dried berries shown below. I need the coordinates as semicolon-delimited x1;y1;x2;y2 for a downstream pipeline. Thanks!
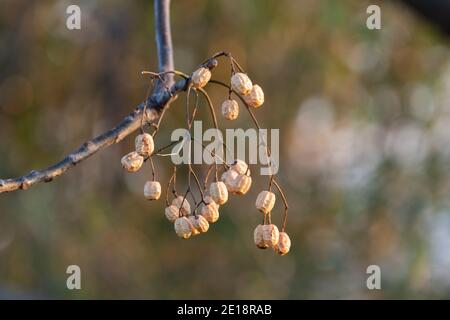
254;190;291;255
123;52;290;255
221;160;252;195
121;132;162;200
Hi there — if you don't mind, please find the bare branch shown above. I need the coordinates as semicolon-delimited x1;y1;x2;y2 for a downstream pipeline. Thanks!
154;0;175;89
0;80;187;193
0;0;183;193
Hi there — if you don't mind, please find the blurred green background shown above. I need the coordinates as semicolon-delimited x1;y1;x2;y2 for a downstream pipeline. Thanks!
1;0;450;299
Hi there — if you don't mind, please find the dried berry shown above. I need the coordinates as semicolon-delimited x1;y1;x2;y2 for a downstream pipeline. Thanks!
234;174;252;195
244;84;264;108
262;224;279;247
221;99;239;120
144;180;161;200
204;195;219;210
172;196;191;216
231;72;252;95
188;219;201;236
221;169;239;193
135;133;154;157
174;216;193;239
121;151;144;173
189;214;210;233
255;190;276;214
230;159;250;176
201;197;220;223
254;224;268;249
165;205;179;223
192;67;211;88
275;232;291;256
210;181;228;205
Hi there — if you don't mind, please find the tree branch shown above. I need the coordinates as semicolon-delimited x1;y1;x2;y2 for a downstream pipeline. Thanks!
0;0;184;193
154;0;174;89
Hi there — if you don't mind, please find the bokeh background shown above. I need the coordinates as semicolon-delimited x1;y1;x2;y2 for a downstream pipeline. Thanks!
0;0;450;299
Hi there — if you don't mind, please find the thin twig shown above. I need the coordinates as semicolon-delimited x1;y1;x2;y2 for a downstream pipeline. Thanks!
179;188;190;217
165;167;175;206
197;88;221;181
203;164;215;191
188;166;206;204
149;157;156;181
272;179;289;231
140;79;155;133
188;90;199;128
172;165;178;196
